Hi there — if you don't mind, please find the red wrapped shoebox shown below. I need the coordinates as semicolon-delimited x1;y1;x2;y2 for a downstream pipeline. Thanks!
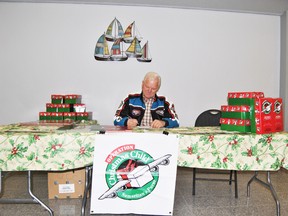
272;98;283;132
254;98;274;134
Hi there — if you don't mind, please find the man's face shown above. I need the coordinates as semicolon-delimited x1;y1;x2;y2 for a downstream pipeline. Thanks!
142;79;159;99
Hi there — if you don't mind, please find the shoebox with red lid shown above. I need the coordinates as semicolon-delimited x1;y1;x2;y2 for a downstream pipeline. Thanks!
254;98;284;134
46;103;59;112
273;98;284;132
74;104;86;112
63;112;77;121
220;118;251;132
64;95;82;104
58;104;71;112
39;112;51;120
50;112;63;121
76;112;90;121
227;92;265;106
51;95;64;104
221;105;250;119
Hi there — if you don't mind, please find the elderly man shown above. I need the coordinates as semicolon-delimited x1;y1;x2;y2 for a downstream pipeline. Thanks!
114;72;179;129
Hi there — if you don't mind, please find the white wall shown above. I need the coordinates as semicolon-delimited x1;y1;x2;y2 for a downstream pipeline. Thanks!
0;3;280;126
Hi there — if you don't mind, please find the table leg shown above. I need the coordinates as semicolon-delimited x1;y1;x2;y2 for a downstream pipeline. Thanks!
247;171;280;216
0;171;54;216
81;166;93;216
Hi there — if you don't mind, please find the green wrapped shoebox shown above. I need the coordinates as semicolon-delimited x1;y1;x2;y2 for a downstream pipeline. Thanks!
221;124;251;133
76;112;89;121
46;103;58;112
39;112;51;120
220;118;251;133
58;104;71;112
64;95;81;104
221;105;250;119
50;112;63;121
63;112;77;121
51;95;63;104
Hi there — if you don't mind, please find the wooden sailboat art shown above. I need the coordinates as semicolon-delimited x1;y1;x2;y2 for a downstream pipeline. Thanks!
123;21;142;43
94;18;151;63
125;37;142;58
110;38;128;61
94;33;111;61
105;18;124;42
137;41;152;62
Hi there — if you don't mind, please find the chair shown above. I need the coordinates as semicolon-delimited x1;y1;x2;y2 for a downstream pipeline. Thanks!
193;109;238;198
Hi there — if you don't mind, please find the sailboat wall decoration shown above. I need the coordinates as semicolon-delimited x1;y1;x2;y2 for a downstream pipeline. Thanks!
94;18;152;62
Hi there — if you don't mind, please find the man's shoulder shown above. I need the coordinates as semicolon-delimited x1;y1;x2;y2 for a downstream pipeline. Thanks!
127;92;141;98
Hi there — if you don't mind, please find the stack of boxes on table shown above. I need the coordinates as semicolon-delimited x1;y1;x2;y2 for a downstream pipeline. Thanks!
220;92;283;134
39;94;91;123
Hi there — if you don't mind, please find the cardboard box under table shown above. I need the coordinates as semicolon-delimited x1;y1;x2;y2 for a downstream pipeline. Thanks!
48;168;86;199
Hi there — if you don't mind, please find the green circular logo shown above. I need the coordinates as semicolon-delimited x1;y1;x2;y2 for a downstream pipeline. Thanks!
105;149;159;200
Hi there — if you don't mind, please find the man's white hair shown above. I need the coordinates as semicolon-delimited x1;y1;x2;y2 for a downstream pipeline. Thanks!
143;72;161;89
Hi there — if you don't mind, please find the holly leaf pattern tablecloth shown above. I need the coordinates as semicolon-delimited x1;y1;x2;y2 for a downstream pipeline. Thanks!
1;125;288;171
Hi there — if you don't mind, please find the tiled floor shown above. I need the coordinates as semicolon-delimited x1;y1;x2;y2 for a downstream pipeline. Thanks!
1;167;288;216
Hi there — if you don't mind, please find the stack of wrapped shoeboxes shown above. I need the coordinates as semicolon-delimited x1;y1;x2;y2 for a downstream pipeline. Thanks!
39;94;91;199
39;94;91;122
220;92;284;134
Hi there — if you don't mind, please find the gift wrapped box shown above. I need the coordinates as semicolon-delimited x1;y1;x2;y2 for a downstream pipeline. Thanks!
221;105;250;119
76;112;90;121
227;92;264;132
58;104;71;112
46;103;59;112
254;98;275;134
220;118;251;132
63;112;77;121
273;98;284;132
39;112;51;120
74;104;86;112
64;95;81;104
227;92;264;105
51;94;64;104
50;112;63;121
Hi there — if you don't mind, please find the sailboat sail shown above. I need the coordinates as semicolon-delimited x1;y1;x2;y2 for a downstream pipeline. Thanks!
137;41;152;62
125;37;142;57
123;21;142;43
110;38;128;61
105;18;124;42
94;33;110;61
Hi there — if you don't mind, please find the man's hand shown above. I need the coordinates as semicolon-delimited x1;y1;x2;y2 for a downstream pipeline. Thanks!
127;119;138;129
151;120;166;128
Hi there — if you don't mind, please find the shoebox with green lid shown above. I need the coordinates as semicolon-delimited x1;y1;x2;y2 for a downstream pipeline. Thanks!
221;105;250;119
220;118;251;132
51;95;64;104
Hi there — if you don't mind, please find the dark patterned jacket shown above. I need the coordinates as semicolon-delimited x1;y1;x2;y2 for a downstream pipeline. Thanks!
114;92;179;128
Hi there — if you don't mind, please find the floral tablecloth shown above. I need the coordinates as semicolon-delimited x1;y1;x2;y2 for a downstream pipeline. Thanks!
1;124;288;171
